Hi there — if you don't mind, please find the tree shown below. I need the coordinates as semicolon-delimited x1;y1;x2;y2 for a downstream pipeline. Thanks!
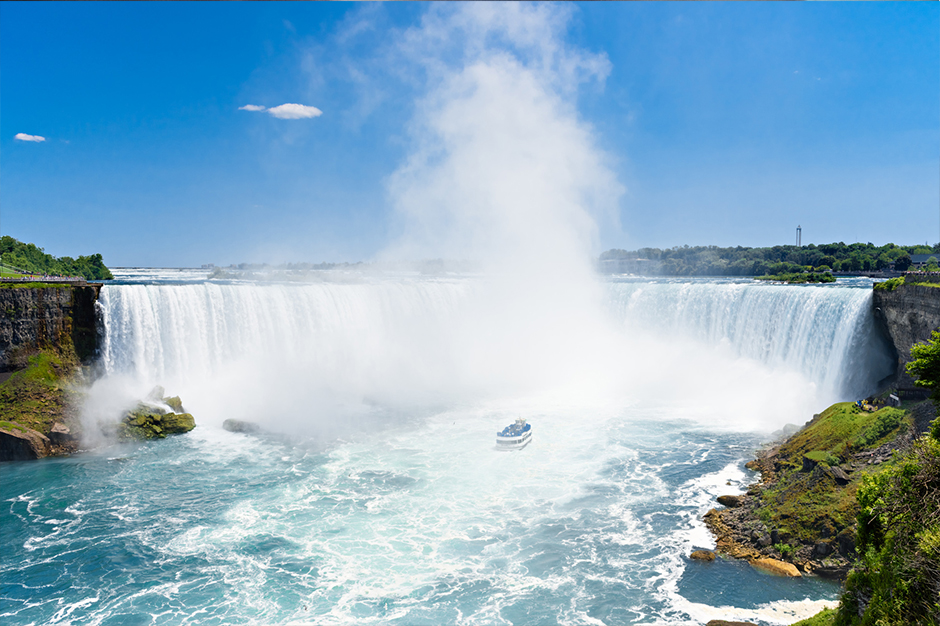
895;254;913;272
908;331;940;402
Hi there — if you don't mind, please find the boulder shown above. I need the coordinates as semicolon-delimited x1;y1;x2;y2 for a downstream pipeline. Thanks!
690;550;716;561
749;557;801;577
829;465;851;485
223;419;262;434
706;621;758;626
118;405;195;440
49;421;77;445
0;424;51;461
815;541;833;556
717;495;743;508
164;396;184;413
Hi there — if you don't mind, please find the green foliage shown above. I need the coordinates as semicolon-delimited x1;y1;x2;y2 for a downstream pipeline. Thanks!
793;607;838;626
835;436;940;626
0;348;78;434
908;331;940;403
774;542;795;556
874;277;905;291
754;403;913;547
755;272;836;284
600;241;939;277
854;409;906;447
806;450;841;466
0;235;113;280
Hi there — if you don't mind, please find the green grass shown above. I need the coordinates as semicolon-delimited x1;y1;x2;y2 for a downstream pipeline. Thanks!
0;348;78;434
754;402;911;545
0;420;28;433
778;403;908;463
792;607;838;626
0;282;69;289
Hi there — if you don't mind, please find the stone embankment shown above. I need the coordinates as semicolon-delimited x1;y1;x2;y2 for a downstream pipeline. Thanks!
872;279;940;395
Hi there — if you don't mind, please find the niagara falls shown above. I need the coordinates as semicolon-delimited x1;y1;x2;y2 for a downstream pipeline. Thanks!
2;3;938;626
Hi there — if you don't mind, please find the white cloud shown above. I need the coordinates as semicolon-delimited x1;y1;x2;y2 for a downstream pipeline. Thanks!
239;103;322;119
14;133;45;142
265;103;323;119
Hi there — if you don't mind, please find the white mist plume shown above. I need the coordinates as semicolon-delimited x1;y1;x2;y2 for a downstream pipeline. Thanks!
375;3;629;403
81;4;883;442
386;2;622;273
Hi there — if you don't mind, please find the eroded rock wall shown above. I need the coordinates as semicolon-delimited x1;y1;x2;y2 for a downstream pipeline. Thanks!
0;285;101;371
872;283;940;392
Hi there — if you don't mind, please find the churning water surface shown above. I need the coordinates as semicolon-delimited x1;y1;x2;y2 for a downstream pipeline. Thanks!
2;271;889;625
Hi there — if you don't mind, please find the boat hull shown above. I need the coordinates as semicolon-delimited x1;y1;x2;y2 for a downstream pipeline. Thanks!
495;430;532;450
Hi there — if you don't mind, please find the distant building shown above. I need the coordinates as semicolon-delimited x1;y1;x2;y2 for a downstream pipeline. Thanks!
910;254;937;268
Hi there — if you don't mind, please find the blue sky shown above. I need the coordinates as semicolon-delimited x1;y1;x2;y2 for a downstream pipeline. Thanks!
2;2;937;267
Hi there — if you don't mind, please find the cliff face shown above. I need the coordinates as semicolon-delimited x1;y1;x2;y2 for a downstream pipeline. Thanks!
872;283;940;393
0;284;101;371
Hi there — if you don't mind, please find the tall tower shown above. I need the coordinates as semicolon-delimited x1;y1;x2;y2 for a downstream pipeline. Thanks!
796;225;802;247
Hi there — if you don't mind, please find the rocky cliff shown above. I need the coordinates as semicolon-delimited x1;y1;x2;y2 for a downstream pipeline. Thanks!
0;284;101;371
872;282;940;394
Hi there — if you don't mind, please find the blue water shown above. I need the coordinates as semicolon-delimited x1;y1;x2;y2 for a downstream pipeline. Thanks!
2;273;881;625
1;412;840;625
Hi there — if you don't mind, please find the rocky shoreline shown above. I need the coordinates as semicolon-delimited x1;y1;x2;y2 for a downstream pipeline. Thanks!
701;400;936;581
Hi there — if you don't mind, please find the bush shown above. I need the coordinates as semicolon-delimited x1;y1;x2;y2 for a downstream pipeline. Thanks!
835;436;940;626
874;277;905;291
854;409;905;447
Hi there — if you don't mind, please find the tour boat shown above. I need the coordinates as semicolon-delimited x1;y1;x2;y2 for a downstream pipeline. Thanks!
496;418;532;450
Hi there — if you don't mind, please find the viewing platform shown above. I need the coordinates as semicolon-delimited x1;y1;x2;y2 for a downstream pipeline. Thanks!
0;276;92;285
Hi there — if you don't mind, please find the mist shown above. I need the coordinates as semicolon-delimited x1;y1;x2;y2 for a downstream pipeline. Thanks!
79;4;888;441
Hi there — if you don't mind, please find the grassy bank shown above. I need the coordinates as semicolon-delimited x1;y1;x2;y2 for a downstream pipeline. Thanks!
0;346;81;436
754;402;910;549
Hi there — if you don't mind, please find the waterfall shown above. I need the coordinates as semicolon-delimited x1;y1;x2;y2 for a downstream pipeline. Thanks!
607;279;894;400
92;275;894;433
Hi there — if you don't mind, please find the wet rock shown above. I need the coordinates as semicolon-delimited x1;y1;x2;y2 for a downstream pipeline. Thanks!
816;564;851;579
223;419;262;434
690;550;716;561
750;557;801;577
118;403;195;440
0;424;51;460
815;541;832;556
717;495;743;508
706;621;758;626
757;534;772;547
164;396;184;413
49;421;76;445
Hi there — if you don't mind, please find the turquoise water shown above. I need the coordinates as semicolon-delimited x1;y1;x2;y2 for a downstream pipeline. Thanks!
2;410;839;625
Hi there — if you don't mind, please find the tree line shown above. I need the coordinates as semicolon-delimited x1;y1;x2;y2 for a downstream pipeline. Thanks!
600;242;940;277
0;236;114;280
